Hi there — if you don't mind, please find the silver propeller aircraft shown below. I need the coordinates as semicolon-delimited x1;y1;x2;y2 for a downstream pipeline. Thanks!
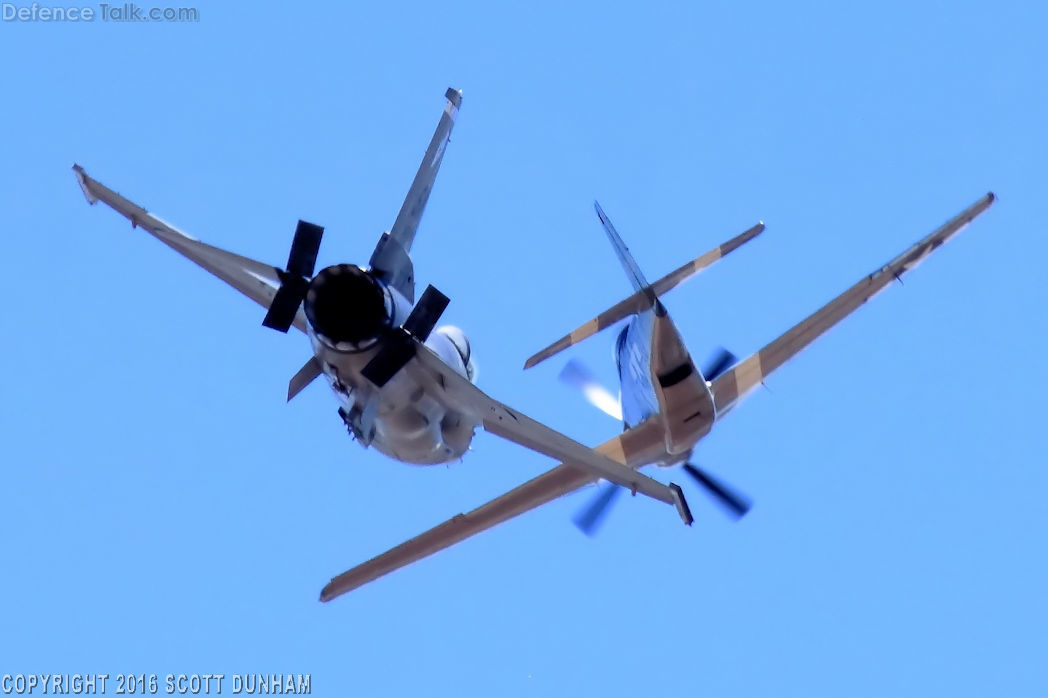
74;86;995;603
73;87;696;601
547;198;996;532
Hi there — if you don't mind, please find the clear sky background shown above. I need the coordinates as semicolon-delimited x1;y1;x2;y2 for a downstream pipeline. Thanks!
1;1;1045;695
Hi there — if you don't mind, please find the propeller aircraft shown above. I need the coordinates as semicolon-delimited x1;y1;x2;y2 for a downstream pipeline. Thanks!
73;85;995;601
539;197;996;531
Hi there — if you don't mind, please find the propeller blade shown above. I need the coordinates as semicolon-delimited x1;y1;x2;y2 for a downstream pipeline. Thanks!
261;274;309;332
682;463;751;518
286;220;324;278
573;483;623;536
701;348;737;382
362;284;450;388
559;359;623;421
262;220;324;332
360;331;415;388
402;284;450;341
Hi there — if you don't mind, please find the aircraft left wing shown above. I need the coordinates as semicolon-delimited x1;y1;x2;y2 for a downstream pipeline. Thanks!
710;192;996;417
72;164;306;333
320;415;668;601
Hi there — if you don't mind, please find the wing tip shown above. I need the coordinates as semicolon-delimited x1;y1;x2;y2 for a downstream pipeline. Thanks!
445;87;463;108
966;191;996;220
741;220;766;242
319;576;350;602
525;341;567;370
71;163;98;205
669;483;694;526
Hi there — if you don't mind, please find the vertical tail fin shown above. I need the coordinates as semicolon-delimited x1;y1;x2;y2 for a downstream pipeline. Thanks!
594;201;651;293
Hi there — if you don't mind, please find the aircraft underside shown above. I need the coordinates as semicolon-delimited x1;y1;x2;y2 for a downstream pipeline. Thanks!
303;264;479;465
320;334;477;465
616;309;717;456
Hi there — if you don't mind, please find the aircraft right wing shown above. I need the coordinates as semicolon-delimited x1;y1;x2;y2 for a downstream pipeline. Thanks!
369;87;463;303
710;192;996;417
319;416;668;602
72;164;307;333
404;343;690;520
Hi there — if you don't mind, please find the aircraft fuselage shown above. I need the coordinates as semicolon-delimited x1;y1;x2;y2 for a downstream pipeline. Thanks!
304;264;478;465
615;306;717;461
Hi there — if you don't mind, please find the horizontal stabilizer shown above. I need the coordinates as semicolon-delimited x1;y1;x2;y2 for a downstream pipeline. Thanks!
287;356;323;401
524;221;765;369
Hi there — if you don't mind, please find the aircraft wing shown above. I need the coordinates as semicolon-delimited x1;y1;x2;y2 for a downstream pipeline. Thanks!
320;415;668;601
369;87;463;303
72;164;306;333
406;344;690;517
710;192;995;417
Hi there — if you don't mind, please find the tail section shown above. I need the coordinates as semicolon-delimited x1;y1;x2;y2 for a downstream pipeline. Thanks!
594;201;651;293
548;203;757;443
369;87;463;303
523;209;764;369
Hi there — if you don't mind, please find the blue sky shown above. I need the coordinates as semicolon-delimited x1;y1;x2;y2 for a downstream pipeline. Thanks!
1;1;1045;695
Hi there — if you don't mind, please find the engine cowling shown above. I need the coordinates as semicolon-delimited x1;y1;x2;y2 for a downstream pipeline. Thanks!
435;325;476;382
305;265;395;352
